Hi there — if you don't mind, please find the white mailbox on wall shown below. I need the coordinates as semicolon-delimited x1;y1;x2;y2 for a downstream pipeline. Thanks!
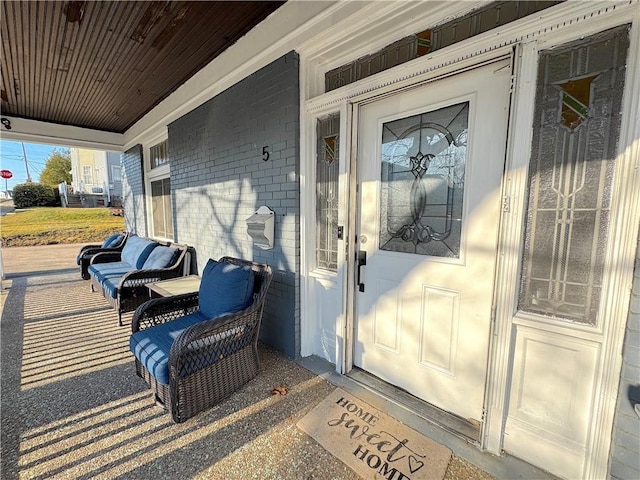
246;206;275;250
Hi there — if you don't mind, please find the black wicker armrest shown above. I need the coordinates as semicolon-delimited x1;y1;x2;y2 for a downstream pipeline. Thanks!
80;246;104;257
120;265;183;288
90;251;123;264
132;292;200;332
82;244;125;256
168;304;262;375
79;243;102;255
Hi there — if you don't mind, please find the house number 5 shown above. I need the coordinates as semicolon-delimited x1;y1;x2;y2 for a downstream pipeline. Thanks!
262;146;270;161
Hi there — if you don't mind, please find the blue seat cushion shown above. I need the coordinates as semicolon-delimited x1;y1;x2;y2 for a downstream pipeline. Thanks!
130;311;208;385
198;259;255;319
88;262;136;297
121;236;158;268
142;246;180;270
101;233;121;248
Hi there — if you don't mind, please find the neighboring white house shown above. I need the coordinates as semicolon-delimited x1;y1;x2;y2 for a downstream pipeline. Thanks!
3;2;640;479
69;148;122;205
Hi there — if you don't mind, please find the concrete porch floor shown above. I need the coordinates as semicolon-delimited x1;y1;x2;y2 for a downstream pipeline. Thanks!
1;244;554;479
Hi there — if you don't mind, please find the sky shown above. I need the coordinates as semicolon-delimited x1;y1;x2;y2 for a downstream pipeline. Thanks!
0;140;63;192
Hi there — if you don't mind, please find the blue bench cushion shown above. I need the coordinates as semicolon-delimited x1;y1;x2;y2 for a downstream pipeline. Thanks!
142;246;180;270
88;262;136;298
121;236;159;268
130;311;208;385
198;259;255;319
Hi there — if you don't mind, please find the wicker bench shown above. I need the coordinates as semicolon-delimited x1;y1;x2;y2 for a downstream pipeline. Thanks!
77;232;129;280
129;256;273;423
88;235;192;325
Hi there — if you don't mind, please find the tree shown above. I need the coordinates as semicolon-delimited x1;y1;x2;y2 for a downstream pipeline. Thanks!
40;148;72;187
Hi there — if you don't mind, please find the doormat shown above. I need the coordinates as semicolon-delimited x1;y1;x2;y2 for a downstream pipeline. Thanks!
297;388;451;480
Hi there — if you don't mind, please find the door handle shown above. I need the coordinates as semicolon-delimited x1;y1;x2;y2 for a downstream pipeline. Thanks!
356;250;367;292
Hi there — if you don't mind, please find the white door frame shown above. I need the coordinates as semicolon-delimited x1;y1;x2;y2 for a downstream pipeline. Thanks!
485;17;640;479
300;3;640;478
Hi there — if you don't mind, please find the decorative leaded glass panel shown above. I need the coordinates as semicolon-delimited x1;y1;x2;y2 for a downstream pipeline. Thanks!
324;1;561;92
316;114;340;271
518;26;630;325
379;102;468;258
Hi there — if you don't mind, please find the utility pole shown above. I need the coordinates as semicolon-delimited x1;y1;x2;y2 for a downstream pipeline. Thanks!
21;142;33;182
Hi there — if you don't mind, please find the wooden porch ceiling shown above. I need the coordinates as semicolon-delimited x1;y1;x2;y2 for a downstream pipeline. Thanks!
0;1;285;134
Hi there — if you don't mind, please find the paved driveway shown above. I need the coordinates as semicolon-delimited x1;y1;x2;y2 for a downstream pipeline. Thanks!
2;243;83;278
0;199;15;216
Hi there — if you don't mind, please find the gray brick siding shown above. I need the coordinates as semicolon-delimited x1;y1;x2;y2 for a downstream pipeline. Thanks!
121;144;147;236
168;51;300;357
610;225;640;479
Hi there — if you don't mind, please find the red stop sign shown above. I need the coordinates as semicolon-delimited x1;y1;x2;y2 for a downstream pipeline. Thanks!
0;169;12;179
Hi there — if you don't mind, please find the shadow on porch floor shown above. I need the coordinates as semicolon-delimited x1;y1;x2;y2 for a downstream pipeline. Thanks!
0;244;531;479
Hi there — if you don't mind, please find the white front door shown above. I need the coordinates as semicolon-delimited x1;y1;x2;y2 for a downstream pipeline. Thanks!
354;60;511;422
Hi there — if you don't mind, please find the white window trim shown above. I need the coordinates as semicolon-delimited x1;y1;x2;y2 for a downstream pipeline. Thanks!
144;133;173;242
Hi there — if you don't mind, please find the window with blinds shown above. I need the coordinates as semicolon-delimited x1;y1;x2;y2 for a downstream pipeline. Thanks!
151;177;173;239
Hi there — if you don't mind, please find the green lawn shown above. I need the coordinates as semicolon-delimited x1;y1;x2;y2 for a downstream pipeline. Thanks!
1;207;125;247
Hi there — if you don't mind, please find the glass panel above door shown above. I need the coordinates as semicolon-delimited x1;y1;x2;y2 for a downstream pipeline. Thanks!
379;102;468;258
518;26;630;325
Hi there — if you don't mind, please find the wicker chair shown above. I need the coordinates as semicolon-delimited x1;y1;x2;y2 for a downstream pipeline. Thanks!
90;241;192;325
130;257;273;423
77;232;129;280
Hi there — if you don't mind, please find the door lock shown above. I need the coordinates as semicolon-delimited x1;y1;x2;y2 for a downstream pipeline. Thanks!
356;250;367;292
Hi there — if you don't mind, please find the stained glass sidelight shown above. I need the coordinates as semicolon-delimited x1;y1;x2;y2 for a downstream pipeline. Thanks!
316;114;340;271
379;102;468;258
518;26;630;325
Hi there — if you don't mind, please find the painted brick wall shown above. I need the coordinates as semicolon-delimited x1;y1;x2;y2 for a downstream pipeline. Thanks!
121;144;147;236
168;51;300;357
610;227;640;480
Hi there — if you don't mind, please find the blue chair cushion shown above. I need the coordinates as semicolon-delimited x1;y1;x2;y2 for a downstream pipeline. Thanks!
198;259;255;319
121;236;158;268
130;311;208;385
101;233;121;248
142;246;180;270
